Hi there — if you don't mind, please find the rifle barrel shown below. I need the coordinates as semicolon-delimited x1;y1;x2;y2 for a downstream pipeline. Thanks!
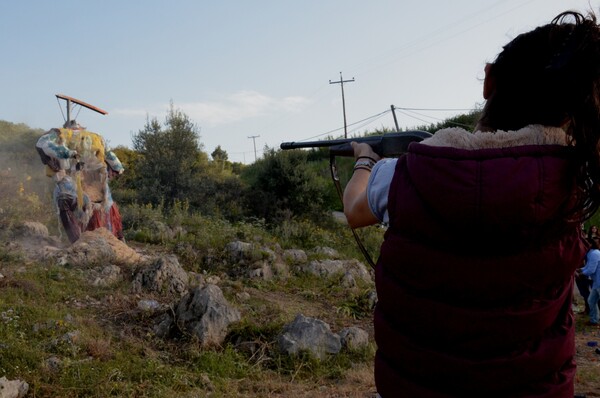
280;130;431;154
280;137;355;150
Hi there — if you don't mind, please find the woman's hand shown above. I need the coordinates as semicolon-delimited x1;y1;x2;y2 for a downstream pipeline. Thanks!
351;142;381;162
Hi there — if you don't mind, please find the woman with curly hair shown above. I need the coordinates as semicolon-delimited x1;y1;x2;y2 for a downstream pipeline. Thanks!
344;10;600;397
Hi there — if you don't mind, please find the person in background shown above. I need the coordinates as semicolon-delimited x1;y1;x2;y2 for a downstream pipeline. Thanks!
579;225;600;314
587;224;599;240
577;238;600;326
344;10;600;397
575;257;594;314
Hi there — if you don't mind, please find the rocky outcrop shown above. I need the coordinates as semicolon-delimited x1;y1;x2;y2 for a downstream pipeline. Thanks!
153;312;175;338
175;284;241;347
0;376;28;398
225;241;259;265
131;255;189;297
223;241;372;284
15;221;48;239
339;326;369;351
278;314;341;360
225;240;287;280
89;264;122;287
301;259;372;283
282;249;307;265
7;221;62;262
312;246;340;259
64;228;143;267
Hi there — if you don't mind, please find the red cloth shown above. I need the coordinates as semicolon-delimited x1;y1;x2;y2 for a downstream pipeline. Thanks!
109;203;124;240
375;143;586;397
86;203;123;240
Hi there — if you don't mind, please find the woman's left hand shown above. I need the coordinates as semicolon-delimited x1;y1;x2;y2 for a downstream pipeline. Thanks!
351;142;381;161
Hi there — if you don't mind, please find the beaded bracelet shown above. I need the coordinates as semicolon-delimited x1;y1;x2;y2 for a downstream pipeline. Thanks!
355;159;374;168
354;159;375;172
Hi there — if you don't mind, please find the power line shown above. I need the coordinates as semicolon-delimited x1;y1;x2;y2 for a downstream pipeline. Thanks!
395;109;436;126
398;108;476;129
395;107;476;112
294;109;392;142
287;103;479;144
347;111;389;136
230;104;477;163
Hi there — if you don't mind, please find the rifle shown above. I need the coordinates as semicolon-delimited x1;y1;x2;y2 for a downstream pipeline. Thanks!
280;130;431;157
280;130;432;268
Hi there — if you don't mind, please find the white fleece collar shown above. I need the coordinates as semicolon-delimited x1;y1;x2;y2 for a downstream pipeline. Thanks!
421;125;569;150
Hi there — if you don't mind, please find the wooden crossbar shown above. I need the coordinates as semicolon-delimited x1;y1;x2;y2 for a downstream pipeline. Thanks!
56;93;108;115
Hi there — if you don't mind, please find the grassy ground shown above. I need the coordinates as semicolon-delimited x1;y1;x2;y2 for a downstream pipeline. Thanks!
2;240;600;397
0;240;378;398
572;299;600;398
0;193;599;397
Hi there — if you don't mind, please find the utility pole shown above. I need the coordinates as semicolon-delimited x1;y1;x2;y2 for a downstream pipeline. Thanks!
248;135;260;162
329;72;355;138
390;104;400;132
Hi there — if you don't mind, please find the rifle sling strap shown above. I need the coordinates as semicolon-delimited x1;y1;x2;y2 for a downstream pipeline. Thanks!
329;154;376;269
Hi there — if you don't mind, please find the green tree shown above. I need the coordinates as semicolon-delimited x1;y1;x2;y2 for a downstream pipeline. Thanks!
211;145;228;162
210;145;230;173
131;105;205;207
230;161;245;175
109;146;141;205
191;173;247;221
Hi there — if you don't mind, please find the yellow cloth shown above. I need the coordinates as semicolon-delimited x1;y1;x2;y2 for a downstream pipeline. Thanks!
59;128;106;164
58;128;107;209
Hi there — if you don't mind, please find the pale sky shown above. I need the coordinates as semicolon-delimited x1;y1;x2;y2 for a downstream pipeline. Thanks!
0;0;596;163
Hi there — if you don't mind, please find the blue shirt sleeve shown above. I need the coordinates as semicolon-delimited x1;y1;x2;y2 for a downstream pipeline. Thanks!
582;249;600;277
366;158;397;224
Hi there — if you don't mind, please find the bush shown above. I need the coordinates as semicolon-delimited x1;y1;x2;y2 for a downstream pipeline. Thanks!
241;148;334;224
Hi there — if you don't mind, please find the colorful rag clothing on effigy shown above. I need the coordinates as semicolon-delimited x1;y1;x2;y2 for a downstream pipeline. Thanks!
36;127;124;243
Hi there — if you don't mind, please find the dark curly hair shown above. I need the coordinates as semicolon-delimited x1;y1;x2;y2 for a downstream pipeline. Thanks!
479;10;600;221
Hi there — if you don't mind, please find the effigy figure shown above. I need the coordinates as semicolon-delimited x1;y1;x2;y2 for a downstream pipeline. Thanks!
36;121;124;243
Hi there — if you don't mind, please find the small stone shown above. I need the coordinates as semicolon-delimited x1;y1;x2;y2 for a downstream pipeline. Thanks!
236;292;251;301
138;299;161;312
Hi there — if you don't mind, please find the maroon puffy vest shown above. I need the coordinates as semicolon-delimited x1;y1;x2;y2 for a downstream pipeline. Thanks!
375;143;586;397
